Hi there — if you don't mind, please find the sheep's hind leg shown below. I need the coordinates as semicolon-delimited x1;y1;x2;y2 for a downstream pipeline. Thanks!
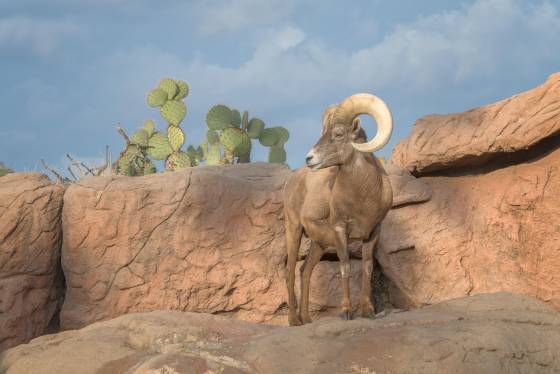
286;221;304;326
299;241;324;324
360;225;380;318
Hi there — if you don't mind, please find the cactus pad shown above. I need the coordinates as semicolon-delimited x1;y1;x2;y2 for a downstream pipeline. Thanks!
206;105;232;130
268;146;286;164
160;100;186;125
143;120;155;137
175;80;189;99
220;127;251;156
259;128;279;147
143;159;157;175
166;151;192;170
168;126;185;151
206;129;219;145
147;132;173;160
158;78;178;100
247;118;265;139
272;126;290;144
147;88;168;108
231;109;241;128
205;144;222;165
117;145;141;174
242;111;249;130
131;129;149;147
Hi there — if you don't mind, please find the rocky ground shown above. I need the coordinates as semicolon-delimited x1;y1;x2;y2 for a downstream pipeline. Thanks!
1;292;559;374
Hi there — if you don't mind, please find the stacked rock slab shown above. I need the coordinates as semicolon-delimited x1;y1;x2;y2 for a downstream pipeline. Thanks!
392;72;560;174
2;293;559;373
0;173;65;351
381;73;560;309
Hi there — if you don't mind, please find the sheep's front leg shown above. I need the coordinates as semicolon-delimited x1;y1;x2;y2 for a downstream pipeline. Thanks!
360;225;380;318
334;225;352;320
299;241;324;324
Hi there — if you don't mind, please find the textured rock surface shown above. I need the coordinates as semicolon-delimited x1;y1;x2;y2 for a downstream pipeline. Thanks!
2;293;559;374
392;72;560;174
60;161;429;330
60;163;293;329
0;173;65;351
379;137;560;309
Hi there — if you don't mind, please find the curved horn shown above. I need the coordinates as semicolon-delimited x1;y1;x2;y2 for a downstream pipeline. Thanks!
321;104;338;135
332;93;393;153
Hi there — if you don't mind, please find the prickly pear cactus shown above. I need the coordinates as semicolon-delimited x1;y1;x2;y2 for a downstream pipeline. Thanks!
168;126;185;151
147;132;173;160
175;80;189;100
259;128;279;147
202;104;290;166
205;143;222;165
147;88;168;108
158;78;178;100
144;120;155;137
247;118;265;139
206;105;232;130
131;129;149;147
268;145;287;164
166;151;192;171
220;127;250;156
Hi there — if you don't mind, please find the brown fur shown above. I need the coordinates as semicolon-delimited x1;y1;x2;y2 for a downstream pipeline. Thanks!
283;118;393;325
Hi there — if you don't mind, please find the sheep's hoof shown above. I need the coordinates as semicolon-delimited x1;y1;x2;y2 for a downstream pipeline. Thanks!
360;309;376;319
339;310;353;320
289;315;303;326
301;314;313;324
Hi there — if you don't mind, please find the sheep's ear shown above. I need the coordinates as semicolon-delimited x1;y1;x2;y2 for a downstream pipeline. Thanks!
351;118;361;134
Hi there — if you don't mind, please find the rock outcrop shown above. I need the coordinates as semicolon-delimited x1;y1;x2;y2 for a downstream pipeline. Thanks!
380;73;560;310
2;293;559;374
0;173;65;351
59;161;428;330
392;72;560;174
60;163;292;329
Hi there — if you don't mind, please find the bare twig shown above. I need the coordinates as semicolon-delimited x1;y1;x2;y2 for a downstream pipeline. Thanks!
80;162;94;175
116;124;131;143
67;166;78;181
41;159;69;183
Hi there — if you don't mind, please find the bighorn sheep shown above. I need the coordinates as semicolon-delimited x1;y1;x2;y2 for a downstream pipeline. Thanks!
283;93;393;326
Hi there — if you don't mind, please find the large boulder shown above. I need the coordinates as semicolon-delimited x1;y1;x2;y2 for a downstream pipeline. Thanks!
379;73;560;310
2;293;559;373
0;173;65;351
392;72;560;174
60;163;292;329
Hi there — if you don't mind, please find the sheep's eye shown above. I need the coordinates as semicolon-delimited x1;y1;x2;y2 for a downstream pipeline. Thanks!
333;132;344;139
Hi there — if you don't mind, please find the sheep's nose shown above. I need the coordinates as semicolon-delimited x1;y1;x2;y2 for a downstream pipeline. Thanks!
305;155;313;165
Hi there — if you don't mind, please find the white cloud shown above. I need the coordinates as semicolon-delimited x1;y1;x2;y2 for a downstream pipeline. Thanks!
193;0;297;35
0;16;81;58
19;0;559;171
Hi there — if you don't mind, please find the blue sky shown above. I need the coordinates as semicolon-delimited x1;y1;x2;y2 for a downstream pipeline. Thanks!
1;0;559;172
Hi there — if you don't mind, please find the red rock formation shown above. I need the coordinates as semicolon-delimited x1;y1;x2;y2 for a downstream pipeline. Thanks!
382;73;560;310
392;73;560;174
60;163;292;329
0;173;65;351
59;160;427;329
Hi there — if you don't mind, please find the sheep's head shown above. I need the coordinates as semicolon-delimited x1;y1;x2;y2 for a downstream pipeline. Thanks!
306;93;393;171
